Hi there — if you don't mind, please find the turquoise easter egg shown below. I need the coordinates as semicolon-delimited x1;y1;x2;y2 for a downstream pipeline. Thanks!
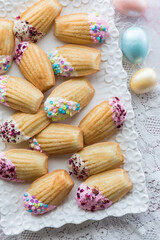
121;27;149;64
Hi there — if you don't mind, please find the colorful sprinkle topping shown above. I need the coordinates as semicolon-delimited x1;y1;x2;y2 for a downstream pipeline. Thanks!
109;97;127;128
23;192;56;215
48;50;76;77
0;55;12;74
68;154;89;180
76;183;112;211
44;97;80;122
29;138;43;153
0;118;29;143
0;152;23;182
14;42;29;65
13;16;44;43
88;13;109;44
0;75;9;107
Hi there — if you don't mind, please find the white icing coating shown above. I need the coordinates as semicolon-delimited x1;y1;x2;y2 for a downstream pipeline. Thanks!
48;49;78;77
68;153;89;180
13;18;44;43
44;97;80;121
0;118;29;144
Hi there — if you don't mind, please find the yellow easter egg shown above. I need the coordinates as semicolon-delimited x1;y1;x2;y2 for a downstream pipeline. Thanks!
130;68;158;94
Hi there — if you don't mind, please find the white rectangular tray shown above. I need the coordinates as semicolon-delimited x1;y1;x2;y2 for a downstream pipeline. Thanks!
0;0;149;235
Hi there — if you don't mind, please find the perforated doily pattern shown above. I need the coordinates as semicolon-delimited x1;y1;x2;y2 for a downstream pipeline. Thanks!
0;0;159;239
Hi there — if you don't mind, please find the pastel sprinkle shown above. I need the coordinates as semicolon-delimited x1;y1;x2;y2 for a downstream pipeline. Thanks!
23;192;56;215
0;75;9;107
48;50;76;77
0;56;12;75
29;138;44;153
88;13;109;44
44;97;80;122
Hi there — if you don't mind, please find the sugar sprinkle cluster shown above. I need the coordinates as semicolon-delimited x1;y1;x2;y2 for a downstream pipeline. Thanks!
23;192;56;215
44;97;80;121
48;50;75;77
0;55;11;74
29;138;43;153
0;75;9;107
0;152;18;181
13;16;43;43
109;97;127;128
14;42;29;65
68;154;89;180
76;183;112;211
88;13;109;44
0;119;28;143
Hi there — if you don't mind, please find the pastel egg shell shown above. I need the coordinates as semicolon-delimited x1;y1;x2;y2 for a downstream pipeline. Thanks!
130;68;158;94
121;27;149;64
113;0;148;17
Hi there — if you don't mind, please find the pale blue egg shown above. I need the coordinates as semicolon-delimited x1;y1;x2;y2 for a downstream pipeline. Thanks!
121;27;149;64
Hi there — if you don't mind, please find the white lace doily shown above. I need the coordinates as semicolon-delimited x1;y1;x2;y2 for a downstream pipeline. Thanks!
0;0;159;239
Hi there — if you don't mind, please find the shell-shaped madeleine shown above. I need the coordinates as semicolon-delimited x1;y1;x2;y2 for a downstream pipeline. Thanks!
0;150;48;182
14;0;62;43
0;105;51;144
48;44;101;77
23;170;74;215
0;19;15;74
0;75;43;113
29;123;83;155
76;169;132;211
68;142;124;180
79;97;127;145
44;78;95;121
14;42;55;92
54;13;109;45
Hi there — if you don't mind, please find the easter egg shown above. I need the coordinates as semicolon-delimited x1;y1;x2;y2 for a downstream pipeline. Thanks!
130;68;158;94
121;27;149;64
113;0;148;17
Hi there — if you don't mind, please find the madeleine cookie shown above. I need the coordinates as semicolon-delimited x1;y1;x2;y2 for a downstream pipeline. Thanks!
44;78;95;121
76;169;132;211
14;42;55;92
55;13;109;45
0;19;15;75
23;170;74;215
0;75;43;113
48;44;101;77
14;0;62;43
0;105;51;144
68;142;124;180
29;123;83;155
79;97;127;145
0;150;48;182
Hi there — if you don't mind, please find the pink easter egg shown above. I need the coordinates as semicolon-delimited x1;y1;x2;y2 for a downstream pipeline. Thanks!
113;0;148;17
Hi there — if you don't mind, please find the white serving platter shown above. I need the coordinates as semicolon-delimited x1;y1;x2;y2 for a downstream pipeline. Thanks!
0;0;149;235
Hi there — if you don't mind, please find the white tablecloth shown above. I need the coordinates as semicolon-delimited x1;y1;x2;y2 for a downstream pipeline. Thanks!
0;0;160;239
